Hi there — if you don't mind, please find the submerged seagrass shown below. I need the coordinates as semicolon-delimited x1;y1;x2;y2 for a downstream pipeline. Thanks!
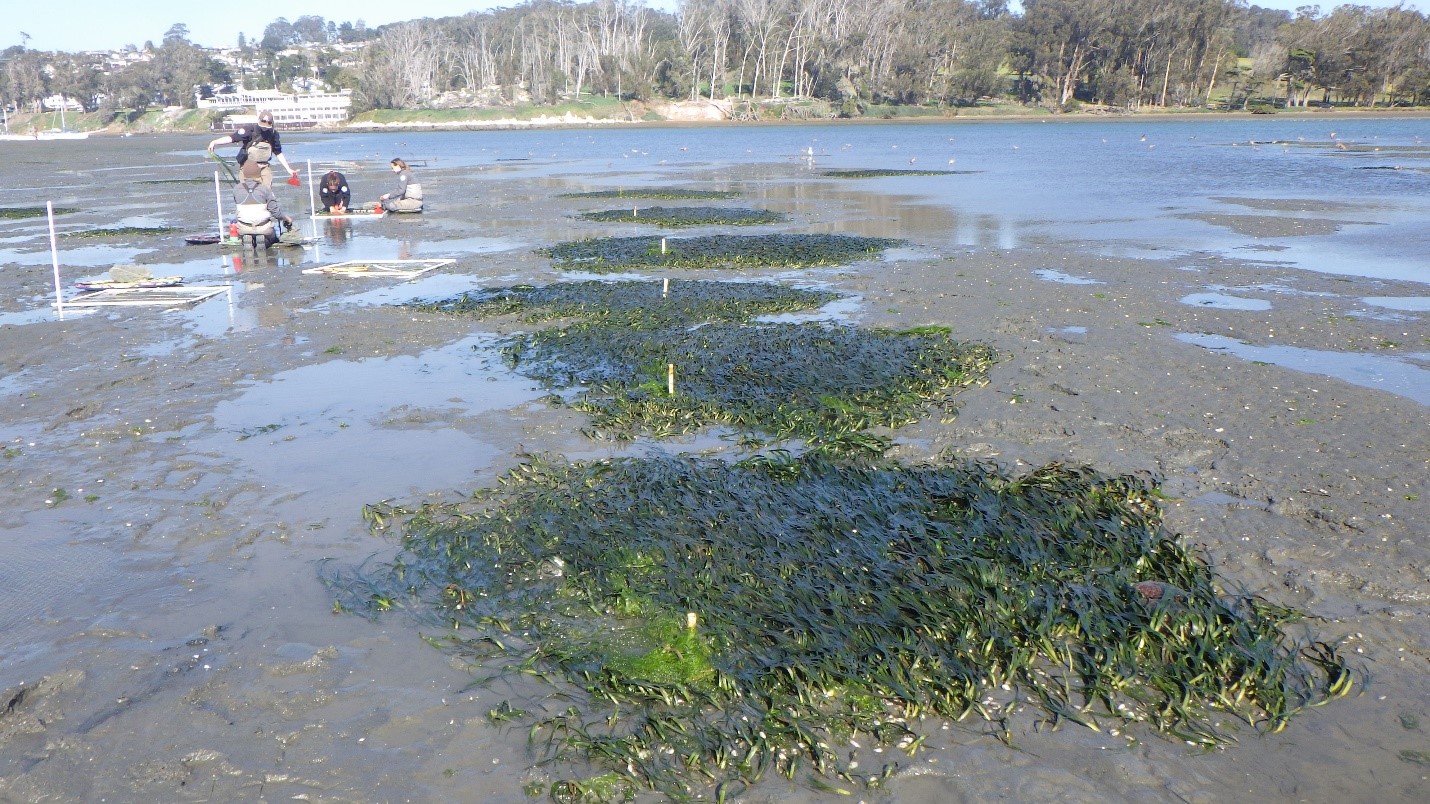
821;168;973;178
507;320;993;453
543;233;901;272
328;452;1353;801
577;206;786;227
561;187;739;200
408;279;991;454
62;226;180;238
405;279;839;326
0;206;78;218
137;177;214;184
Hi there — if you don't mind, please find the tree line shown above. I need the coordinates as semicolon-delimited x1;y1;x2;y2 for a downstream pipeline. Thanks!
3;0;1428;120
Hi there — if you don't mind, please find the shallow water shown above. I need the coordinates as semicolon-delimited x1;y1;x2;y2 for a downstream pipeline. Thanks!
1177;331;1430;405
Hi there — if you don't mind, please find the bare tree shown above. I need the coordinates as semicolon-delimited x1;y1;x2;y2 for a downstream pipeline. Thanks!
359;21;442;108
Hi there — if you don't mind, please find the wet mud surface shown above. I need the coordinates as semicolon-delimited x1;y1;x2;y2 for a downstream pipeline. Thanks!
1;132;1427;802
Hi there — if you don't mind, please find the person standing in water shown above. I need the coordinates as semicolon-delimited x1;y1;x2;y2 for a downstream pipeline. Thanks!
379;158;423;213
208;109;298;188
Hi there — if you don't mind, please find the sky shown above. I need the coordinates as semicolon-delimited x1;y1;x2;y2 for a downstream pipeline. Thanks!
0;1;680;53
0;0;1421;54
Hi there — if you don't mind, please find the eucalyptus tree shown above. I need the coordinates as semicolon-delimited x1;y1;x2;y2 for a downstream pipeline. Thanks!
852;0;911;103
448;13;499;96
591;0;656;98
900;0;1009;106
357;20;443;108
1;48;48;114
260;19;300;53
732;0;788;99
292;16;332;45
1346;5;1430;106
152;35;212;107
678;0;733;99
47;52;104;112
1010;0;1113;108
1273;9;1348;105
103;58;162;114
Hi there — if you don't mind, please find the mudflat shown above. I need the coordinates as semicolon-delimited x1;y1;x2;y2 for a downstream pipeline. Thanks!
0;131;1426;803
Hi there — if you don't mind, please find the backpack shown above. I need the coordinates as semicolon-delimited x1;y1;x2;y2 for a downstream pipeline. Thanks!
247;140;273;163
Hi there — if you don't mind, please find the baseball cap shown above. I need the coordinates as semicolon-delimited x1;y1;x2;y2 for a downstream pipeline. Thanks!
257;110;274;125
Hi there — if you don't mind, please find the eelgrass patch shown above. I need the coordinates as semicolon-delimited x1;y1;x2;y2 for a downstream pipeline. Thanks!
504;321;994;454
409;280;986;454
562;187;738;200
327;452;1354;801
1;206;78;219
821;168;970;178
544;233;901;272
405;279;839;326
62;226;180;238
577;207;785;228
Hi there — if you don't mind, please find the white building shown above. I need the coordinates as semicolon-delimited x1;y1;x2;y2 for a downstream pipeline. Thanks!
42;95;84;112
199;88;352;129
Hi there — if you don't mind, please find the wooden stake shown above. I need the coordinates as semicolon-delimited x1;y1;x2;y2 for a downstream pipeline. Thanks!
667;363;675;395
686;612;698;631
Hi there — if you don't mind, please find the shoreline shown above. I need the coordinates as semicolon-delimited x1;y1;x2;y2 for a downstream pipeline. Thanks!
11;104;1429;139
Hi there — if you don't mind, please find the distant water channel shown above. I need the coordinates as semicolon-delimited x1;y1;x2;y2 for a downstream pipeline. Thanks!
294;115;1430;283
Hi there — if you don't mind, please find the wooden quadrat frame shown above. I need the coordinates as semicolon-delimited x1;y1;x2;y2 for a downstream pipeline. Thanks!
60;286;228;308
301;259;454;279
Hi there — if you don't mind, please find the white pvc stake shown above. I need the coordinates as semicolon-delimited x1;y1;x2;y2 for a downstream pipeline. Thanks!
307;159;318;240
213;171;224;240
660;237;667;254
47;201;63;316
667;363;675;395
662;277;669;298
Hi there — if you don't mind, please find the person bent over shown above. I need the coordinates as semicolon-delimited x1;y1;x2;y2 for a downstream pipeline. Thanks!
208;109;297;188
319;170;350;213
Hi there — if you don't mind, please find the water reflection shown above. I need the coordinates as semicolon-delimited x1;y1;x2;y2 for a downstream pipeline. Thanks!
322;217;354;245
1034;268;1103;285
1361;296;1430;312
1179;292;1272;311
1177;332;1430;406
192;333;547;501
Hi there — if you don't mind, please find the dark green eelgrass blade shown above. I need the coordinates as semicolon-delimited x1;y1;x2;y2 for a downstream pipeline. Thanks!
208;150;237;183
